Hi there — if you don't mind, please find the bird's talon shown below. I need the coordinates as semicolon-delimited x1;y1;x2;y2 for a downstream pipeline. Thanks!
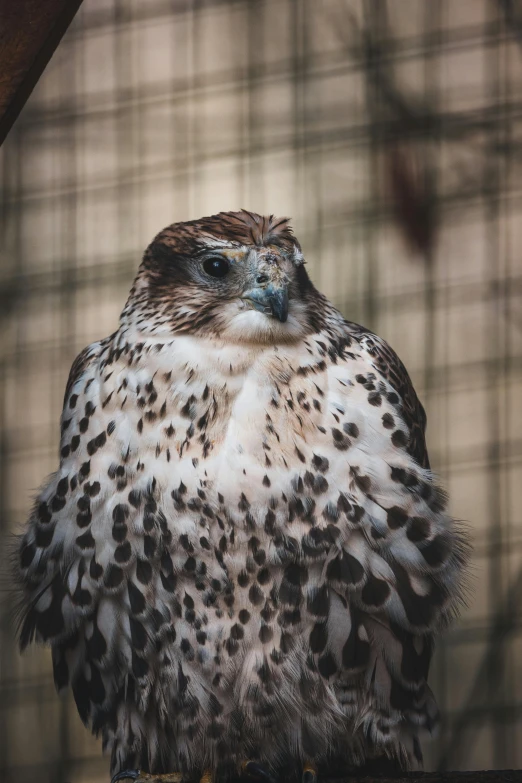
241;760;277;783
111;771;140;783
302;763;317;783
111;773;184;783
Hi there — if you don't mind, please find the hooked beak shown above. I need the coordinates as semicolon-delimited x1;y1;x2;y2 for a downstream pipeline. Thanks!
242;282;289;323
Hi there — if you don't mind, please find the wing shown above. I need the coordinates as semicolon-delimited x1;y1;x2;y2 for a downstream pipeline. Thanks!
350;324;430;469
299;321;468;768
17;338;107;651
62;341;104;406
17;334;155;766
16;333;204;773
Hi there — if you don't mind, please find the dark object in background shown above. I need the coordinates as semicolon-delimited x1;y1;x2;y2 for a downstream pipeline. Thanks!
0;0;83;145
386;143;437;261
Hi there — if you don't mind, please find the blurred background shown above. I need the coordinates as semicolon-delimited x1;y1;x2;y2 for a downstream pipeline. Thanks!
1;0;522;780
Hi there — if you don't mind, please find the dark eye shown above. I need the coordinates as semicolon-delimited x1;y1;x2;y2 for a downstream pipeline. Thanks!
203;257;230;278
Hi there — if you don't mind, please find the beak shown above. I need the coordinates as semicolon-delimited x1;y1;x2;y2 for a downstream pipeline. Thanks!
243;282;289;323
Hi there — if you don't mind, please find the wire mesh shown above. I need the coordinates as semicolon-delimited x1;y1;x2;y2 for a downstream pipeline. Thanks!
1;0;522;780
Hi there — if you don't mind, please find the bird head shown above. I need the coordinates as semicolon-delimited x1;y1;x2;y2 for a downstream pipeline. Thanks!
122;210;322;344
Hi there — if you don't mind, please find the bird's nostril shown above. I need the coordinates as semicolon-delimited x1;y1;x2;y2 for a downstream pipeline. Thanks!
256;274;269;285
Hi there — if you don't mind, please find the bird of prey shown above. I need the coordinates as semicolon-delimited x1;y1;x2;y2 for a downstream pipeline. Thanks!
17;211;468;783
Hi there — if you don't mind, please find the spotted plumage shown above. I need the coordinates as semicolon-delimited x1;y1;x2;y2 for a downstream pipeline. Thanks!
16;211;468;781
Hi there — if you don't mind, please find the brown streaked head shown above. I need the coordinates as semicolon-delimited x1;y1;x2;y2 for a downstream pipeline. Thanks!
121;210;324;343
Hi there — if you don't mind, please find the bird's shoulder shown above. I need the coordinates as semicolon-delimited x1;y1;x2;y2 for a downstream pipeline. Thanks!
63;334;115;406
333;319;429;470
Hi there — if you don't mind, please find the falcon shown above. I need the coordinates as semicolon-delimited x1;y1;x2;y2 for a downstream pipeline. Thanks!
16;211;468;783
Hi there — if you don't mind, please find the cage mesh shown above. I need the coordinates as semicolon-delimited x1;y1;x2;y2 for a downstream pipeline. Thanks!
1;1;522;780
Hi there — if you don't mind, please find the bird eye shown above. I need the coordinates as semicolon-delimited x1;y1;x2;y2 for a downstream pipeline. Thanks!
203;257;230;278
